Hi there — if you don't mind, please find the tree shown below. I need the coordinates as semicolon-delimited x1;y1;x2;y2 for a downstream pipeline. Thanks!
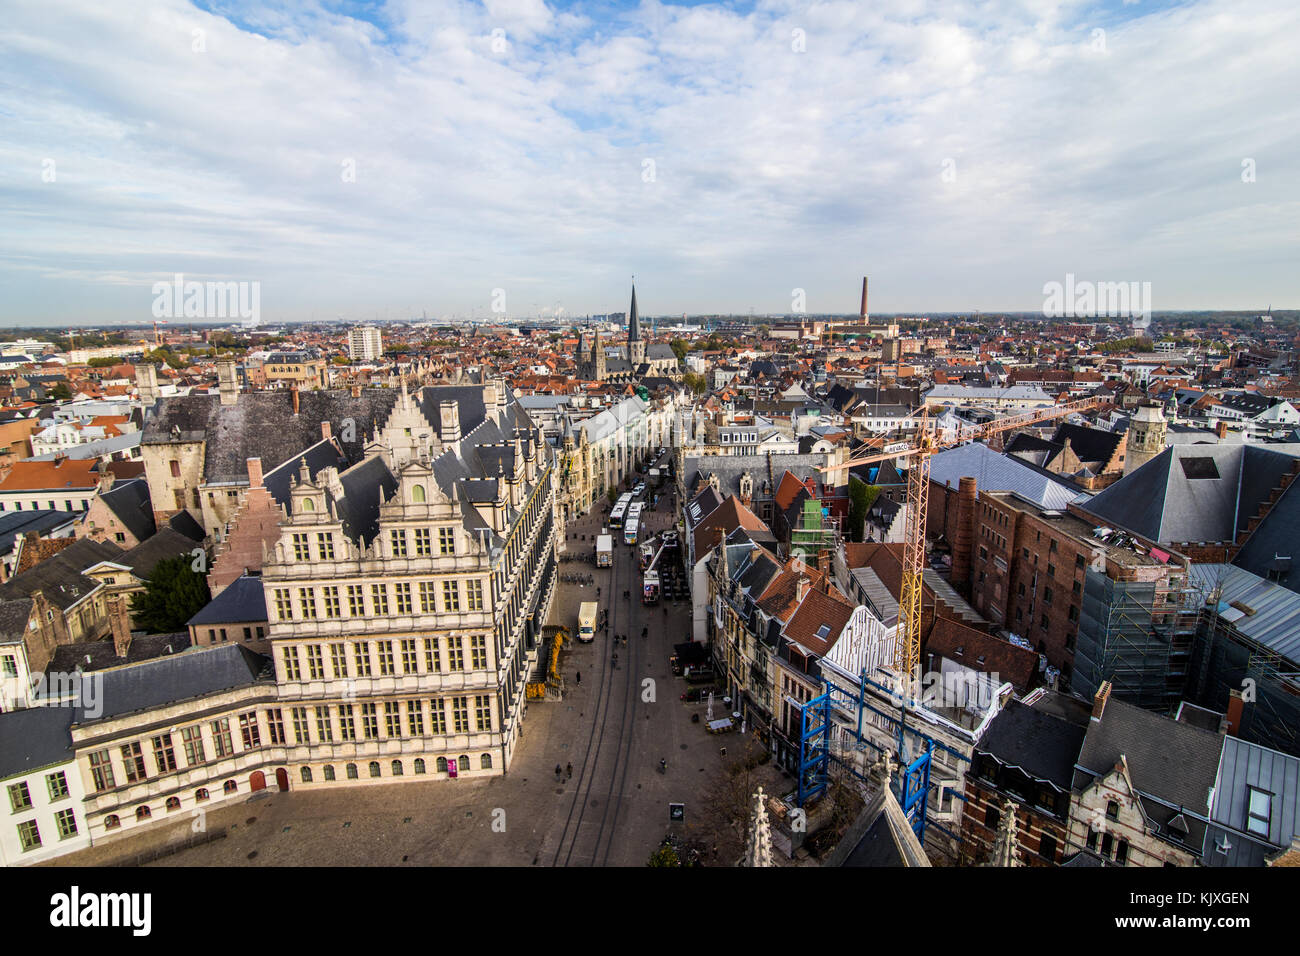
332;355;351;366
87;356;119;368
847;477;882;542
669;338;689;365
682;372;707;395
646;844;681;867
129;555;212;634
48;382;72;401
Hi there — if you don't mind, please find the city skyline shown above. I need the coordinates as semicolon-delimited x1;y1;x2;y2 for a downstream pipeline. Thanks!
2;0;1297;325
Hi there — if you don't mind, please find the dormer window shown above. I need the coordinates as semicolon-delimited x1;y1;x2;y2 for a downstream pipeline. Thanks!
301;497;315;512
412;484;426;503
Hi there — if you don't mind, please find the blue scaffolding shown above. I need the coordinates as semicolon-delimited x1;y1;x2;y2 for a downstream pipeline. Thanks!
796;693;832;807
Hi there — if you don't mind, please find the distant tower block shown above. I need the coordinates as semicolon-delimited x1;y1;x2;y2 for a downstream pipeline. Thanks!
860;276;869;322
1124;402;1167;475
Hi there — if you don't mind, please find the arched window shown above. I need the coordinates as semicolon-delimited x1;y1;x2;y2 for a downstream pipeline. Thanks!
346;763;358;779
412;484;426;503
105;814;120;830
302;497;315;512
195;788;210;802
458;755;469;772
480;753;492;770
165;796;181;812
301;766;313;783
368;761;381;778
436;757;448;773
223;779;237;794
391;760;403;776
136;805;152;820
1106;800;1120;820
414;758;426;775
323;765;336;781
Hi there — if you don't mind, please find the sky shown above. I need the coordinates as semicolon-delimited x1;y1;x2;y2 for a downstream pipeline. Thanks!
0;0;1296;326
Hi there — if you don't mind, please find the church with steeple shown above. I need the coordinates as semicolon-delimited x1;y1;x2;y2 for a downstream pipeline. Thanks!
576;282;679;383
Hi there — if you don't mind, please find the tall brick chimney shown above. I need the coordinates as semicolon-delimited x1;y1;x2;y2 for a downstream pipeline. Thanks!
320;420;332;441
290;386;300;416
108;595;132;658
951;476;977;596
1091;680;1112;722
859;276;869;321
247;457;264;489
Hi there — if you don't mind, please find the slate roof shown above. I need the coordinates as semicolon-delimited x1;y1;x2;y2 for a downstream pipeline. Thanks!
1206;736;1300;866
0;538;123;611
1079;444;1300;545
0;598;34;643
928;443;1088;511
74;644;271;724
97;478;155;542
1232;473;1300;595
262;438;350;507
0;510;78;557
46;632;193;674
977;699;1087;790
1073;697;1224;853
0;706;74;778
186;574;267;626
118;527;202;580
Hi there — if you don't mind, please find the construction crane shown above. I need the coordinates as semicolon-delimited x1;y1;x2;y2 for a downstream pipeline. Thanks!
822;395;1102;700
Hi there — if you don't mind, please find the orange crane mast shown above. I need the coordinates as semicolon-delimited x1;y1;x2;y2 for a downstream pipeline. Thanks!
822;395;1102;699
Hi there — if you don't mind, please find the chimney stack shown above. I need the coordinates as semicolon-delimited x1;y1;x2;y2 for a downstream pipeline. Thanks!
1091;680;1112;722
136;363;160;407
1215;420;1228;439
951;476;977;596
321;420;332;441
217;360;240;406
440;401;461;442
859;276;869;321
109;596;132;658
796;575;809;603
290;386;300;416
247;457;264;489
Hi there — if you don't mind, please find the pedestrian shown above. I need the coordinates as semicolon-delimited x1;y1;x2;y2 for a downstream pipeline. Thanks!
555;764;562;778
566;762;572;779
576;670;582;685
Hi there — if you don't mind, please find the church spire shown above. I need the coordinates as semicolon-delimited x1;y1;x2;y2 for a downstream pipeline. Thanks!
742;786;774;867
628;280;645;368
987;798;1021;867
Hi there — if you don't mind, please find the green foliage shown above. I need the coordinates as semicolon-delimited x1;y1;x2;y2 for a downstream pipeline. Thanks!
48;382;72;401
87;356;119;368
669;338;689;365
847;477;881;542
129;555;212;634
646;844;680;867
332;355;351;366
1096;336;1153;353
682;371;707;395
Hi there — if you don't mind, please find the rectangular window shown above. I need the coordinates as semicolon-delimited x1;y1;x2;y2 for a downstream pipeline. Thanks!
298;588;317;620
181;726;205;766
452;696;469;733
347;585;364;616
414;528;431;556
306;644;324;679
401;639;418;674
424;638;440;672
262;708;284;745
291;707;310;744
239;712;261;749
407;700;425;736
317;532;335;559
17;820;40;851
338;705;356;741
354;642;372;677
443;580;460;612
211;718;234;758
1;655;16;678
429;699;447;735
470;634;488;669
394;582;412;614
8;781;32;812
466;579;484;611
475;694;492;731
419;581;437;613
1247;787;1273;837
315;707;334;742
323;586;341;618
385;701;402;737
55;808;78;840
46;771;69;802
152;733;177;773
89;750;115;791
439;527;455;554
330;643;349;678
293;533;310;561
274;588;294;621
377;640;395;676
371;584;389;615
121;741;147;783
283;645;301;681
361;702;379;740
390;529;407;557
447;638;464;671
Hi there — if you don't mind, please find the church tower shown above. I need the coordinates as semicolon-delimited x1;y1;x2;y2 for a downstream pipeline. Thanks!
1123;402;1167;476
593;327;606;381
628;283;645;368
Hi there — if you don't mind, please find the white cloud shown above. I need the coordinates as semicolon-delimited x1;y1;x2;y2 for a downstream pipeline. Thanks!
0;0;1296;323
